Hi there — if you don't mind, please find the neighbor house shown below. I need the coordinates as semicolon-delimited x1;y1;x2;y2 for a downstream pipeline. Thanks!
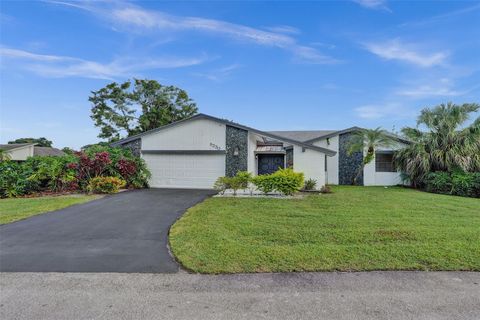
0;143;65;161
112;113;408;189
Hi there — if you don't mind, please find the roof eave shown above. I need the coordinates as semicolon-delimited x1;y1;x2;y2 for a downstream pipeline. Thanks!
111;113;337;156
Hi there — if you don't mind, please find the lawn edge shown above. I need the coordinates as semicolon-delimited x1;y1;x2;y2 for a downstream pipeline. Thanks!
0;194;105;226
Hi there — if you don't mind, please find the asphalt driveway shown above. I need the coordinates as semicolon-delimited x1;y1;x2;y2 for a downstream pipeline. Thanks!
0;189;215;273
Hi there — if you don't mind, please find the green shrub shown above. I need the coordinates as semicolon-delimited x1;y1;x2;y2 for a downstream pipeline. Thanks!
25;156;77;192
273;168;304;195
472;173;480;198
252;168;304;196
213;176;230;194
425;172;452;194
87;176;126;194
0;146;151;198
251;175;276;194
451;171;478;197
425;171;479;198
0;161;38;198
236;171;252;189
214;172;253;196
227;176;244;196
303;178;317;191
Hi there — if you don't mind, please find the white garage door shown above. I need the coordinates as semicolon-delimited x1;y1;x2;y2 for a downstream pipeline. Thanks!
143;153;226;189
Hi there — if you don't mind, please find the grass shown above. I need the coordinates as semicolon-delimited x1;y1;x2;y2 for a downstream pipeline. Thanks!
170;186;480;274
0;194;101;225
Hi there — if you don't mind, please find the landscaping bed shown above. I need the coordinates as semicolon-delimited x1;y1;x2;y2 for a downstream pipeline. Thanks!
170;186;480;274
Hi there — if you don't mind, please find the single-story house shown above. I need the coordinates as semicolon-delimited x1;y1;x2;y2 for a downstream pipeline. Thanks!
112;113;408;189
0;143;65;161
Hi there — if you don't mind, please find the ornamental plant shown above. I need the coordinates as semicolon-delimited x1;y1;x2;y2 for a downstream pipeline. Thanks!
0;146;150;198
252;168;304;196
87;176;126;194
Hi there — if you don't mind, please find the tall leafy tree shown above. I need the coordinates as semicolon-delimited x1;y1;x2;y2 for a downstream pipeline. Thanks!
347;128;394;185
8;137;53;147
89;79;198;141
395;102;480;187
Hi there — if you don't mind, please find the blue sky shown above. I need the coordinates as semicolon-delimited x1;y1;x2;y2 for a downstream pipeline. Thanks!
1;0;479;149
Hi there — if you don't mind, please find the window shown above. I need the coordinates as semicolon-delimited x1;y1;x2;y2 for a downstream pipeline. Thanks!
375;152;395;172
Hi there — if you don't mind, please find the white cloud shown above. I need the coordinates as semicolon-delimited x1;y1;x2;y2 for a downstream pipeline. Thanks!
364;39;448;67
48;1;338;64
193;63;242;81
0;47;208;79
399;3;480;28
353;0;391;11
396;78;467;98
263;25;300;35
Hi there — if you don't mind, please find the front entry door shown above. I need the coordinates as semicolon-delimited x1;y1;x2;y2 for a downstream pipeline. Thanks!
258;154;285;175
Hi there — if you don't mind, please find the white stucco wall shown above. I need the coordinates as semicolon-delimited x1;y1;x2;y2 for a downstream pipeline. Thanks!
141;118;226;151
313;136;338;185
7;145;34;161
363;142;405;186
247;132;262;175
293;145;326;189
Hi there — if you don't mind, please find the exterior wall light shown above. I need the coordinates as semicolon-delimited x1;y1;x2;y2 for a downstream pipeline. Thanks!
233;147;240;156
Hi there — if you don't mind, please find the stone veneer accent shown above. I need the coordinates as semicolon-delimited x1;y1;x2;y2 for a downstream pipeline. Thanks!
120;138;141;157
225;125;248;177
338;132;363;185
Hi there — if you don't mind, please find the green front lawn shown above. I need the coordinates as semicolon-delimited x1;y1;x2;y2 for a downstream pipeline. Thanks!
0;194;101;225
170;186;480;273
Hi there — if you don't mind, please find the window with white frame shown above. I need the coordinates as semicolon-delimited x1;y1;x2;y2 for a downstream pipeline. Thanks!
375;152;395;172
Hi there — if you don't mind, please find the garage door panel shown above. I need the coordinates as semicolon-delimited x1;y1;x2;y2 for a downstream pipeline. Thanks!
143;154;225;189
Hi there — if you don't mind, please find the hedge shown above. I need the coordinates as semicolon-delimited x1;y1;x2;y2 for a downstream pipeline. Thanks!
425;171;480;198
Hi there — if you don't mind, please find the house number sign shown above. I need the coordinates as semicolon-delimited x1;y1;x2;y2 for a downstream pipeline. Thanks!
210;143;222;150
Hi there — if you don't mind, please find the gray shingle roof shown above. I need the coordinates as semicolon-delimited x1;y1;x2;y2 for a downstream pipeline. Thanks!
0;143;35;151
266;130;337;142
33;147;66;157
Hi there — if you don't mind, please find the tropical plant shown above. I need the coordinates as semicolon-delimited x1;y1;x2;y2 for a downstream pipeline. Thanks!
347;127;394;185
87;176;126;194
0;161;37;197
0;149;12;161
89;79;198;141
395;102;480;187
303;178;317;190
0;147;150;198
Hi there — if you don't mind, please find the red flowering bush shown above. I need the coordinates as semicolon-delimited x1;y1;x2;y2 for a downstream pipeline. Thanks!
117;159;137;178
0;146;150;197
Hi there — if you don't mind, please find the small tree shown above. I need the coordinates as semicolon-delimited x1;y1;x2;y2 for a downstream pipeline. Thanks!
347;128;394;185
89;79;198;141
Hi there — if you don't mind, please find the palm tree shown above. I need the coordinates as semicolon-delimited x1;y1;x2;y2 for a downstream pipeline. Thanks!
347;127;395;185
395;102;480;187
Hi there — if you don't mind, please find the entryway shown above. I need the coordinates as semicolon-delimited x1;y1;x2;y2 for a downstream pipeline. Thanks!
257;154;285;175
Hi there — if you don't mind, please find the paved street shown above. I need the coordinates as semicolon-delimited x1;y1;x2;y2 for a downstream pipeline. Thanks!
1;271;479;320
